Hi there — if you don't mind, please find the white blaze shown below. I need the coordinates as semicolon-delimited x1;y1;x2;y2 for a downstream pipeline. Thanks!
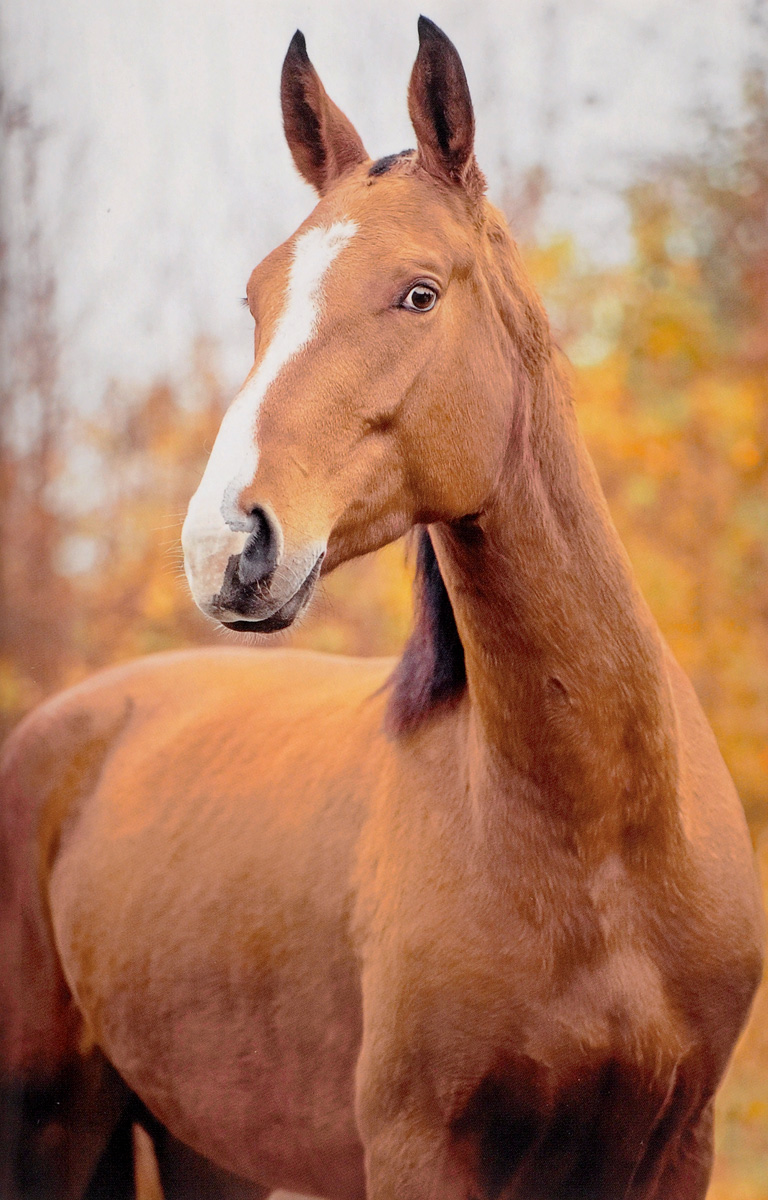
182;219;357;608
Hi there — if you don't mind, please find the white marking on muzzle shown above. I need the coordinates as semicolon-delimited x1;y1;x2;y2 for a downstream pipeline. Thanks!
182;219;357;612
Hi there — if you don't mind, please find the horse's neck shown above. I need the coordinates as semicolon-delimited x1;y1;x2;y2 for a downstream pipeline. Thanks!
432;360;680;858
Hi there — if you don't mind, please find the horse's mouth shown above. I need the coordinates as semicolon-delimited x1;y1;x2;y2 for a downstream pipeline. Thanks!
220;557;322;633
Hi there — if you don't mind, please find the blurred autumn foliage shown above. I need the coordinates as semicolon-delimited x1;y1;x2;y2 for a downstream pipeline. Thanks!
1;71;767;1197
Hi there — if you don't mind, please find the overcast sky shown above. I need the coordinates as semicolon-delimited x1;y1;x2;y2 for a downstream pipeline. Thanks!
2;0;765;411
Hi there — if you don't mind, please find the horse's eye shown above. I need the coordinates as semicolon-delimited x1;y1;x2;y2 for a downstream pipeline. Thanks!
401;284;438;312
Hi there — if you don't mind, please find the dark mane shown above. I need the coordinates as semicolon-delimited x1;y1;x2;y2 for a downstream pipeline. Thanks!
386;528;466;735
368;149;416;177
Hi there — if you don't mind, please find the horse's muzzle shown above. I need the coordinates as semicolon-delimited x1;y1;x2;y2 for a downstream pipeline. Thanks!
217;553;323;632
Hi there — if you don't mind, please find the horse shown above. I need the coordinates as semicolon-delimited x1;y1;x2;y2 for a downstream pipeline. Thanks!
0;17;764;1200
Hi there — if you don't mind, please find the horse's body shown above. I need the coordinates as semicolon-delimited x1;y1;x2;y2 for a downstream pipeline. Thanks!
1;19;763;1200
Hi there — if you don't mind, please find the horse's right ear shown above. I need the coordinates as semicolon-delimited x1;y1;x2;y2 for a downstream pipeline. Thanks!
281;31;368;195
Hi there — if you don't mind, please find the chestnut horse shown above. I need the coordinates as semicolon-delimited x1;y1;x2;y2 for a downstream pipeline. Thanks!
1;19;764;1200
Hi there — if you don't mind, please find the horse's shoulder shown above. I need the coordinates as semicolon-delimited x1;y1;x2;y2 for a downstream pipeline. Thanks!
663;652;764;1020
665;651;756;874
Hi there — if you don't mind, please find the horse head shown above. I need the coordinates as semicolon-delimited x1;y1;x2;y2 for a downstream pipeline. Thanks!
181;18;549;632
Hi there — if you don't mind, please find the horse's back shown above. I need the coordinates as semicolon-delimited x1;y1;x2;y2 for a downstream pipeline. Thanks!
1;645;394;853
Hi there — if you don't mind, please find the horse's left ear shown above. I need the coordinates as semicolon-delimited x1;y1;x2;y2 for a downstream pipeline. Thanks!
281;30;368;195
408;17;485;199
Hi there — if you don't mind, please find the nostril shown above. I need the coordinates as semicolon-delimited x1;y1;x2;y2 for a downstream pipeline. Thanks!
242;507;267;544
238;506;279;587
242;506;263;536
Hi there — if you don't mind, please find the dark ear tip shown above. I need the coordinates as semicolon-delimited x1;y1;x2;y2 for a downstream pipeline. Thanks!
287;29;309;62
417;15;447;43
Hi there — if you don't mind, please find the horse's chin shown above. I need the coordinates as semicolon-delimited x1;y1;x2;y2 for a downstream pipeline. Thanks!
220;557;321;634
